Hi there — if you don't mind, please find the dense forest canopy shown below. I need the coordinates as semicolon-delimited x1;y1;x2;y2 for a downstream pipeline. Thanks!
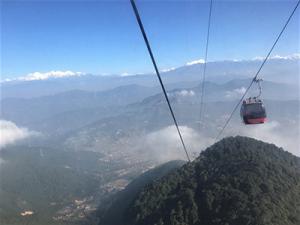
100;136;300;225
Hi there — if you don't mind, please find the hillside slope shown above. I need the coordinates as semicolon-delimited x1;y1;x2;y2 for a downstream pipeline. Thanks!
0;145;151;225
99;160;185;225
111;136;300;225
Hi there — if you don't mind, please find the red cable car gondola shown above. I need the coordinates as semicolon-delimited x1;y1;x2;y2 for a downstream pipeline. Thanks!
240;79;267;125
240;97;267;124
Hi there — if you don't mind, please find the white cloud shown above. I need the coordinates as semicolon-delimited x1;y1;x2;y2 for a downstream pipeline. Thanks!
271;53;300;60
1;78;13;82
167;90;195;98
0;120;38;149
225;87;246;98
120;72;131;77
1;70;85;82
22;70;84;81
224;121;300;156
120;72;146;77
186;59;205;66
144;126;213;162
176;90;195;97
232;59;242;62
252;56;265;61
161;67;176;73
253;53;300;61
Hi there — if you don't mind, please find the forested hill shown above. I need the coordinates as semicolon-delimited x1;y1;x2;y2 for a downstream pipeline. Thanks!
98;160;185;225
109;136;300;225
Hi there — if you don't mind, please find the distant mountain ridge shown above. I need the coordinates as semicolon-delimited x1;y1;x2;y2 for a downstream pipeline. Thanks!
1;78;298;136
1;57;298;98
100;136;300;225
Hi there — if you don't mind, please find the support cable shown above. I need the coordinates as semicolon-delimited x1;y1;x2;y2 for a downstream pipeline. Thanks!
199;0;213;128
130;0;191;162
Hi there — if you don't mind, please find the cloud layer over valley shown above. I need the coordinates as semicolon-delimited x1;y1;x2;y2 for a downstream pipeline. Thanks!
0;120;38;149
144;126;214;162
224;120;300;156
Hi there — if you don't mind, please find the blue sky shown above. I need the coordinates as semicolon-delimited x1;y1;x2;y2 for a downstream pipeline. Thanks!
1;0;299;79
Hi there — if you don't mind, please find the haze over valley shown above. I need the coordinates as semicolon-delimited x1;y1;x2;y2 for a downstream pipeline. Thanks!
1;56;299;224
1;0;299;224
